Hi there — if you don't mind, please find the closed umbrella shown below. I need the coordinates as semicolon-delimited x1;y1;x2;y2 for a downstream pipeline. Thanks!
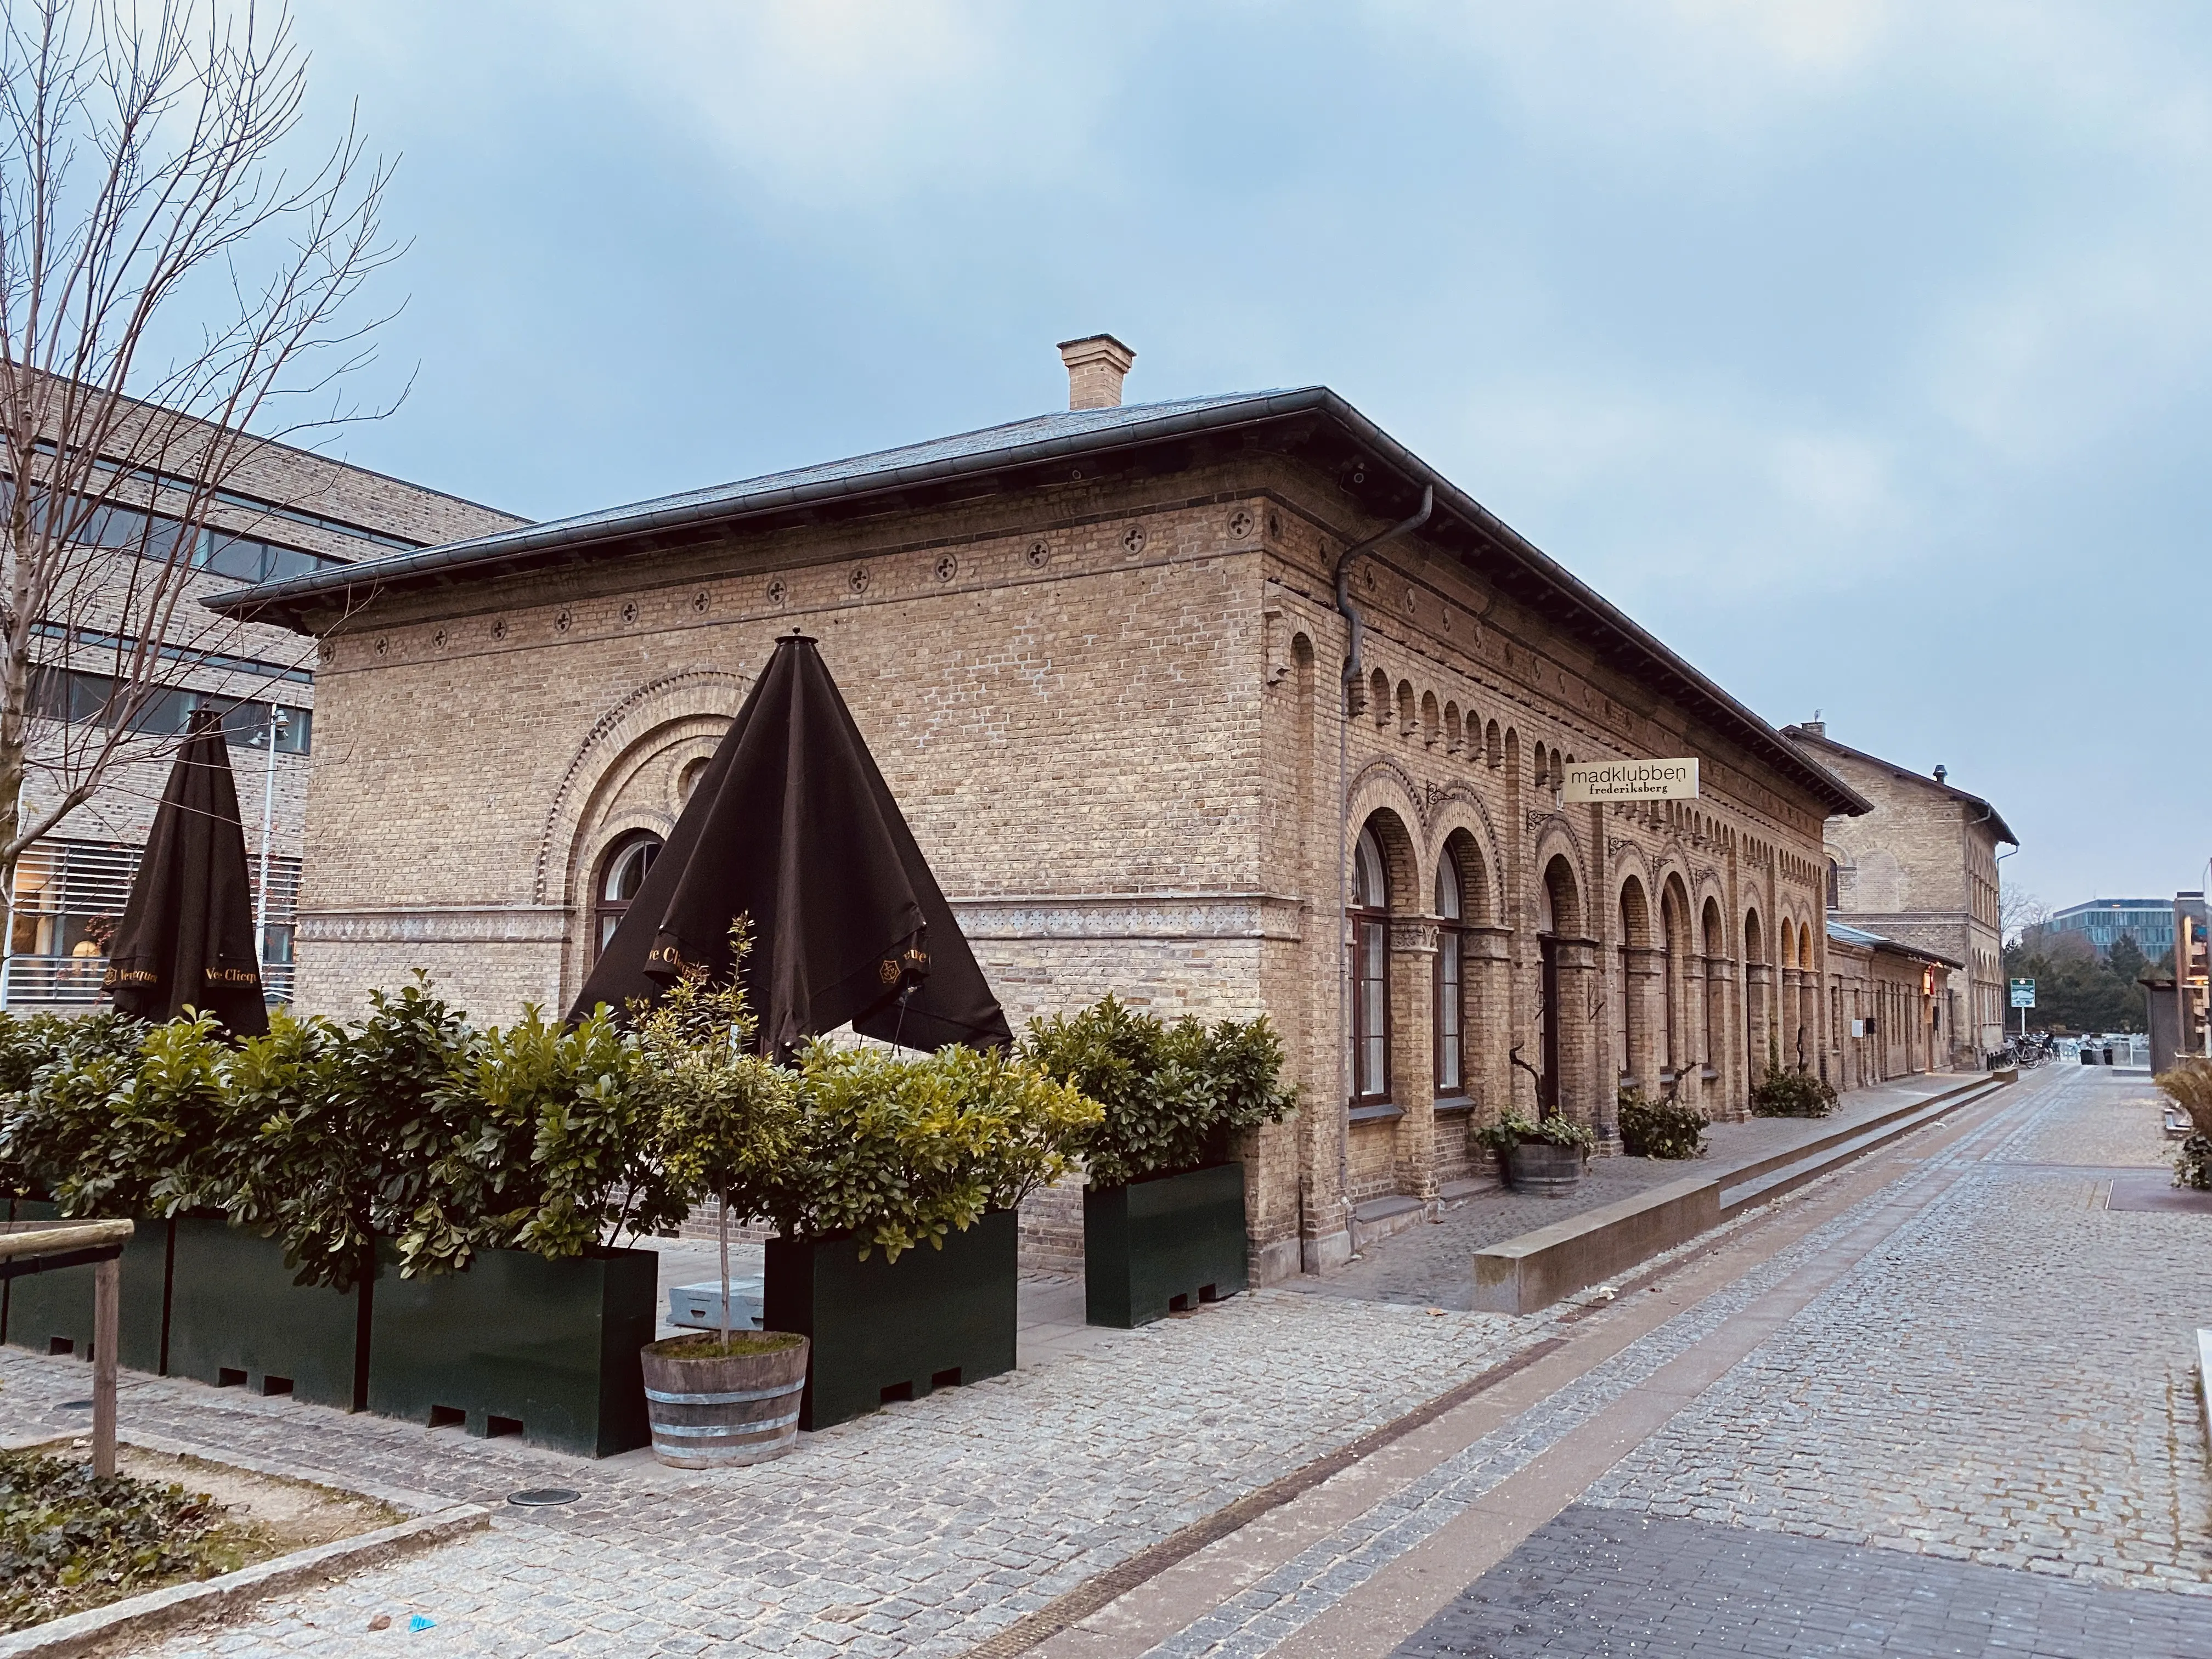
103;708;268;1035
573;631;1010;1057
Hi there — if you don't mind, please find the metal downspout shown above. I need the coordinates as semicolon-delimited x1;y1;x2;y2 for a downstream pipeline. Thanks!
1324;486;1432;1268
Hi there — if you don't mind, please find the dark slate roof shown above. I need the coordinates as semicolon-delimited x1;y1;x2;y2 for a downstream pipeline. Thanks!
207;385;1869;817
1781;726;2015;846
1826;918;1965;969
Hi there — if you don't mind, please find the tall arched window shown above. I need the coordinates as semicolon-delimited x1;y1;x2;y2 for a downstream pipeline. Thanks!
1435;851;1465;1095
1348;825;1390;1105
595;831;663;956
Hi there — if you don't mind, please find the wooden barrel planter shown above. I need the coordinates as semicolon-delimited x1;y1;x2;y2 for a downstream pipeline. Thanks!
640;1331;810;1468
1505;1141;1585;1197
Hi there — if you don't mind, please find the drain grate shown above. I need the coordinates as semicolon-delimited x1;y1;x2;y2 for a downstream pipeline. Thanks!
506;1487;580;1507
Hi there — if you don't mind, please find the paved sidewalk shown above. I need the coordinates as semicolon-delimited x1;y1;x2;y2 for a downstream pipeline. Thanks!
1583;1065;2212;1590
1034;1065;2208;1659
1;1066;2199;1657
1289;1070;1972;1310
0;1270;1533;1656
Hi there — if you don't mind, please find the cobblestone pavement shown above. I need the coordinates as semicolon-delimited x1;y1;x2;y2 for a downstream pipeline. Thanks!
1092;1066;2207;1659
1287;1073;1967;1311
1584;1065;2212;1593
0;1276;1532;1656
1393;1505;2212;1658
3;1066;2203;1657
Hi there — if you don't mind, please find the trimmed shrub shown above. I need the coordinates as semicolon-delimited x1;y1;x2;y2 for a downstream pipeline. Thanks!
759;1039;1098;1261
1019;996;1296;1187
1617;1087;1708;1159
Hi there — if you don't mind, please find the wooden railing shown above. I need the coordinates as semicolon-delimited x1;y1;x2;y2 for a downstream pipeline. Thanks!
0;1220;132;1474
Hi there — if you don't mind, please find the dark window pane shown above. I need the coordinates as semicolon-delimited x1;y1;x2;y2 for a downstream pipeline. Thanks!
264;546;331;582
71;672;117;725
200;536;268;582
125;685;193;735
276;706;311;754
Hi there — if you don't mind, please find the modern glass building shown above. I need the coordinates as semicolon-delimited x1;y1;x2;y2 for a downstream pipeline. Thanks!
2049;898;2176;958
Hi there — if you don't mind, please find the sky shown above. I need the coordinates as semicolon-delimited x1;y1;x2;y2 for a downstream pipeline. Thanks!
269;0;2211;915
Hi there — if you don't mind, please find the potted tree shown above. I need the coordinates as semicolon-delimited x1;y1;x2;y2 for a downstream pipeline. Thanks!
636;929;811;1468
1022;997;1296;1328
2155;1059;2212;1190
758;1039;1096;1430
1477;1110;1598;1196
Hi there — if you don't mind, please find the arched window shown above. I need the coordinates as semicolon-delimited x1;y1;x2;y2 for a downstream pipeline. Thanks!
1348;825;1390;1104
1435;851;1465;1095
595;832;663;956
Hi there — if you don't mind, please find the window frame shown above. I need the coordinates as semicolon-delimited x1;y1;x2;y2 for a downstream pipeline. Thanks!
1348;825;1391;1107
593;831;664;961
1434;850;1466;1097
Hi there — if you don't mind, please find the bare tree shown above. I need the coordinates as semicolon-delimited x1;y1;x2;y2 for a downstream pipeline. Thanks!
2000;888;2048;950
0;1;396;920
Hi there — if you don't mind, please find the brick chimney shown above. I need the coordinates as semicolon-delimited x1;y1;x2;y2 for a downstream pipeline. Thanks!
1057;334;1135;410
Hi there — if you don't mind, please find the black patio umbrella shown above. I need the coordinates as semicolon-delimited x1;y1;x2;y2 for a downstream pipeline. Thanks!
572;632;1012;1057
104;707;268;1035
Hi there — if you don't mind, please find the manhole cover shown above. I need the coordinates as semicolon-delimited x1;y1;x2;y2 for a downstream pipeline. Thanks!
506;1488;580;1507
56;1400;92;1410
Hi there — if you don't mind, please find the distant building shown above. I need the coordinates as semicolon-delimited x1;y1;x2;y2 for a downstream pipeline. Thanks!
1781;722;2015;1067
4;409;522;1009
1824;921;1957;1090
2049;898;2178;961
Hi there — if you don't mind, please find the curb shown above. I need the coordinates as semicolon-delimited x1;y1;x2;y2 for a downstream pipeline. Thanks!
1472;1073;2010;1314
0;1502;489;1658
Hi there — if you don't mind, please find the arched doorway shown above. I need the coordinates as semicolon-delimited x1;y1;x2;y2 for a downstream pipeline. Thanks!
1743;907;1767;1080
1616;876;1651;1090
1537;854;1582;1116
594;831;663;961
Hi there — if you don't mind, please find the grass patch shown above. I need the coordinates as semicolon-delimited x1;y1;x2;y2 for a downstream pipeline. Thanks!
647;1329;805;1360
0;1448;273;1633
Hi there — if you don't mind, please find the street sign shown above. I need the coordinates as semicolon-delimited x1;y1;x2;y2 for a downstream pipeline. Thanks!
1562;758;1699;804
2010;979;2036;1008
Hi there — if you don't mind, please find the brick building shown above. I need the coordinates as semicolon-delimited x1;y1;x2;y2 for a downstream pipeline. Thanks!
1822;921;1956;1091
1781;723;2012;1066
217;338;1874;1279
7;407;521;1008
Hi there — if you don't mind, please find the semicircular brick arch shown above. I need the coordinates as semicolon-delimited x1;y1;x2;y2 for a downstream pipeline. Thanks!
533;667;752;906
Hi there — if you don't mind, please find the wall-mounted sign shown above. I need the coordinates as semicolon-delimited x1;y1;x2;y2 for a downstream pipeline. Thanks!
2009;978;2036;1008
1561;758;1700;804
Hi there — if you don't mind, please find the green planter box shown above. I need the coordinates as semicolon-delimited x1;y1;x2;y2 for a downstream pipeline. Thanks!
765;1209;1018;1431
1;1200;168;1372
367;1246;657;1458
165;1217;362;1409
1083;1162;1248;1329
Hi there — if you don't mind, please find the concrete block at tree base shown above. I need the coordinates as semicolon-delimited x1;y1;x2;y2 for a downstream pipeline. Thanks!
1471;1178;1717;1316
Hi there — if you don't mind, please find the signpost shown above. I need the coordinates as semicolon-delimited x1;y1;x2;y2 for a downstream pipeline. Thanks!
2010;978;2035;1041
1562;758;1700;804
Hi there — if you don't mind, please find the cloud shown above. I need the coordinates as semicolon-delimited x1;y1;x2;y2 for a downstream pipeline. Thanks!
1440;379;1903;600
